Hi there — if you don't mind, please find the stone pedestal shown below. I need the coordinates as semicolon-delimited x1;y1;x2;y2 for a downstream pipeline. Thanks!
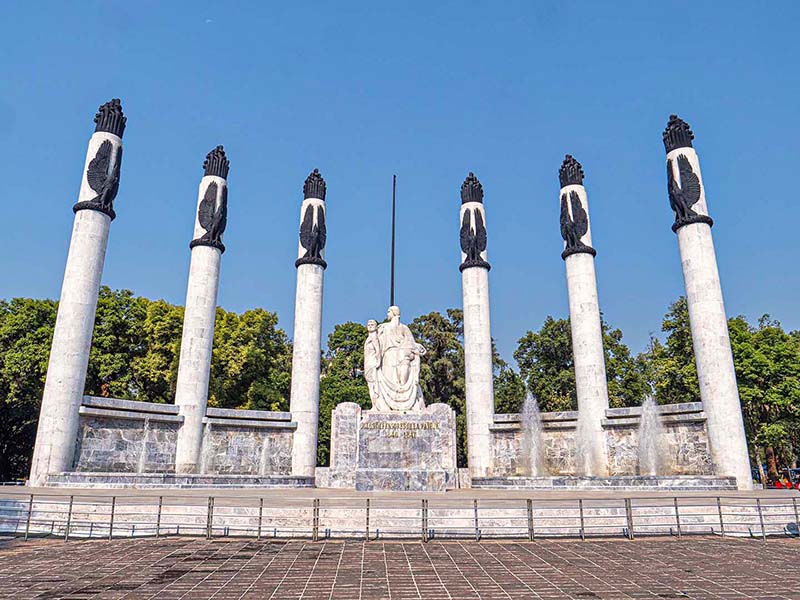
327;403;457;491
289;170;327;478
175;147;229;474
29;99;126;487
663;116;752;490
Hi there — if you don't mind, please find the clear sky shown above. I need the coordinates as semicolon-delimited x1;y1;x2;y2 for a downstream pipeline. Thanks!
1;2;798;362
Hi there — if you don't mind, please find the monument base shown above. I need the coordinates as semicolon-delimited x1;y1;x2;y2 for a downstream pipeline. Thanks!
46;472;314;488
326;402;458;492
471;475;736;491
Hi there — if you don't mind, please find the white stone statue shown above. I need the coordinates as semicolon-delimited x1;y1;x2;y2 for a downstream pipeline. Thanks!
364;306;426;412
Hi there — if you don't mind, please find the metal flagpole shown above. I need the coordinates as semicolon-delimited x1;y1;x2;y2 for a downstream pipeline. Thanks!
390;174;396;307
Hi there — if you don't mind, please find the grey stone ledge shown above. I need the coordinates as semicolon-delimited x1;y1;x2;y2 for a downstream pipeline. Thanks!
495;410;579;425
206;407;292;421
602;412;707;428
47;472;313;488
202;417;297;430
605;402;703;419
78;406;184;423
82;396;180;415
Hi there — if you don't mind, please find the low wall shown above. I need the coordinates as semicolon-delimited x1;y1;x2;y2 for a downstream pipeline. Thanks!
491;402;713;477
72;397;296;477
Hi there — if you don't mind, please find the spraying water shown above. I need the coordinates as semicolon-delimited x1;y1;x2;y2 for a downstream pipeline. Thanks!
199;422;213;475
137;417;150;474
519;395;546;476
575;411;596;476
638;396;665;476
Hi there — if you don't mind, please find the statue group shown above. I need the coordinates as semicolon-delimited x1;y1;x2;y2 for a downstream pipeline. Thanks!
364;306;427;412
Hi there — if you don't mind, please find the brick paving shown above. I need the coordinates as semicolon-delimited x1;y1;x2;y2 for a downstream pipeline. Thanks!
0;536;798;599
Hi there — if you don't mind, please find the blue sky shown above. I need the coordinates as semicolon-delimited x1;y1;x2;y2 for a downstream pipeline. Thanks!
1;2;798;362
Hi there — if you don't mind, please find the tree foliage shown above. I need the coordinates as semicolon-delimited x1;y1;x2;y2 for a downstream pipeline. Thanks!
513;315;647;412
0;287;797;481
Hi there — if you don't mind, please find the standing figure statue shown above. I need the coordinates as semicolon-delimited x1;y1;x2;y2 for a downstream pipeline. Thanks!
363;306;426;412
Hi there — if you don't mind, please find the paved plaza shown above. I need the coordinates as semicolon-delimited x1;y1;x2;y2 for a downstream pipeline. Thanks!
0;536;798;599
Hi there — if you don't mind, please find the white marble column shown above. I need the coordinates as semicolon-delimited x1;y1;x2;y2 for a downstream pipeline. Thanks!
290;169;327;478
558;155;609;477
29;99;126;487
459;172;495;479
174;146;229;474
663;115;752;490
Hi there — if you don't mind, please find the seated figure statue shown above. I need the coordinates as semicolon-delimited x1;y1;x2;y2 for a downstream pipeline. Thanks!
364;306;426;412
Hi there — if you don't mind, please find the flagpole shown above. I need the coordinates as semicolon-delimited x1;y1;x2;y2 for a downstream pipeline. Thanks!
390;174;396;307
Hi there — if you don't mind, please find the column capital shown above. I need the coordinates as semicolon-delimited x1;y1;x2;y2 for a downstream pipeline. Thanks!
663;114;694;153
94;98;126;138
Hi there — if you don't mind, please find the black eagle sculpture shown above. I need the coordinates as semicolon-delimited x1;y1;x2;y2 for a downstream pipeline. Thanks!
76;140;122;219
459;172;490;271
666;154;711;231
296;169;327;268
296;204;327;268
559;190;595;259
192;181;228;252
459;208;490;271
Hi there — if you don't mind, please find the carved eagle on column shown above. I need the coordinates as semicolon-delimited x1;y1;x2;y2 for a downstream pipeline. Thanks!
86;140;122;212
560;191;595;258
298;204;326;266
667;155;702;223
459;208;489;270
197;182;228;246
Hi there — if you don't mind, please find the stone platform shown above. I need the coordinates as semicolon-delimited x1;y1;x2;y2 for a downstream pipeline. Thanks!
471;474;737;491
325;402;457;491
46;472;314;488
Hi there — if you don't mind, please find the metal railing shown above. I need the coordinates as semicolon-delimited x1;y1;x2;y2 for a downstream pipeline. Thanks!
0;493;797;542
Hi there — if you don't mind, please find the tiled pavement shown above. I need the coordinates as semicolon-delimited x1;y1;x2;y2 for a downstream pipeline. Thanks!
0;536;798;599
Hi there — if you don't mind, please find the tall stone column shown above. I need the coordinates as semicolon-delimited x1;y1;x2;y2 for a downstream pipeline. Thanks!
174;146;230;474
459;172;495;479
290;169;327;478
29;99;126;486
663;115;752;490
558;155;609;476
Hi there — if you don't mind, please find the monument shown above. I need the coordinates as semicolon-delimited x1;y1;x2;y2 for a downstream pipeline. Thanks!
289;169;328;478
326;305;457;491
29;99;126;487
174;146;230;474
662;115;753;490
364;306;426;412
459;172;496;479
558;155;610;477
26;100;753;492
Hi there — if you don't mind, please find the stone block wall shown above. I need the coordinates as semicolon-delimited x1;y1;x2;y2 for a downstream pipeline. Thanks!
74;397;180;473
71;397;296;477
326;402;458;491
490;403;713;477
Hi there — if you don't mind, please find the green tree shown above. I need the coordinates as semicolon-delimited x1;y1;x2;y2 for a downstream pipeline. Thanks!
514;315;646;412
129;300;184;403
317;322;371;466
409;309;469;466
85;287;147;399
0;298;57;480
641;297;699;405
209;307;293;411
728;314;800;481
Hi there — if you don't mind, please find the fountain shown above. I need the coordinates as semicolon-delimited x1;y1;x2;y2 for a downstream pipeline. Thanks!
136;417;150;474
199;422;213;475
638;396;665;475
519;395;546;476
